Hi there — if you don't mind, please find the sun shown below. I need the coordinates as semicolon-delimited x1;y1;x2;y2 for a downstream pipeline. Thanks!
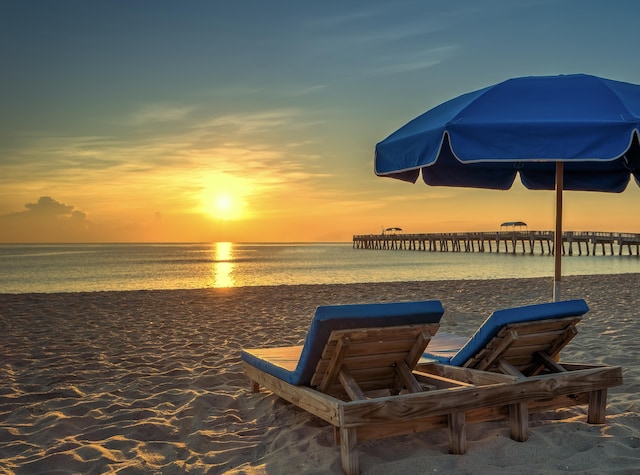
199;173;252;221
215;194;233;214
211;193;237;220
203;191;244;220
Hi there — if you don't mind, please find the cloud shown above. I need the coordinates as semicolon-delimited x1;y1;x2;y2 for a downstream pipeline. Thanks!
0;197;93;242
371;45;459;75
25;196;74;215
129;104;194;125
198;108;307;135
295;4;468;81
280;84;328;97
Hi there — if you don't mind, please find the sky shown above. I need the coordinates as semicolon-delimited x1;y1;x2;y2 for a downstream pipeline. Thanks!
2;0;640;243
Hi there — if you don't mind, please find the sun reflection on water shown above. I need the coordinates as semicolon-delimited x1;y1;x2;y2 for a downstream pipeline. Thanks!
212;242;234;287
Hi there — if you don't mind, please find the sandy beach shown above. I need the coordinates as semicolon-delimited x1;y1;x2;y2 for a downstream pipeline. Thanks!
1;274;639;474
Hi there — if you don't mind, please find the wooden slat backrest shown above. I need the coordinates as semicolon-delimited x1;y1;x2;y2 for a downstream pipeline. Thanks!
464;316;581;376
309;323;439;396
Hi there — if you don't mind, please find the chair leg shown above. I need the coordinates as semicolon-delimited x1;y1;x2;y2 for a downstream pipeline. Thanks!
340;426;359;475
587;389;607;424
448;412;467;454
509;402;529;442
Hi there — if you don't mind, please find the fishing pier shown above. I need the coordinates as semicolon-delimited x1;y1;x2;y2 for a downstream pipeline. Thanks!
353;231;640;256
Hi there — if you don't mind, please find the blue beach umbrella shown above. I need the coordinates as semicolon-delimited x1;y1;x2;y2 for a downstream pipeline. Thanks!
374;74;640;300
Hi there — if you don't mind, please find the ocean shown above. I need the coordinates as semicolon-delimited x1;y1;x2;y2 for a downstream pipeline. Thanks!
1;242;639;294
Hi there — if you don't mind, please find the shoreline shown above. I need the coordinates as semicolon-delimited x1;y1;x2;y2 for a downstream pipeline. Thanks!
1;274;639;473
2;271;640;296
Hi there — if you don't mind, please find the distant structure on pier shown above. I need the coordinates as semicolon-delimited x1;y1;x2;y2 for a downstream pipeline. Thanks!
353;230;640;256
500;221;527;231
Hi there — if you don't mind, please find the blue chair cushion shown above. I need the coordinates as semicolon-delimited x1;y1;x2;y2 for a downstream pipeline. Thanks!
424;299;589;366
242;300;444;386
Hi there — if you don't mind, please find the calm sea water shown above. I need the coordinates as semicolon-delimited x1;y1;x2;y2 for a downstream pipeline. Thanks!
1;242;639;294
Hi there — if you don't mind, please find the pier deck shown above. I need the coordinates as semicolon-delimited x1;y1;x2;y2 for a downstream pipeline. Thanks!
353;231;640;256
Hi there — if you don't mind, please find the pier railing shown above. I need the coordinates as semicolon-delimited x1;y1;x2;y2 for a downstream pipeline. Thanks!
353;231;640;256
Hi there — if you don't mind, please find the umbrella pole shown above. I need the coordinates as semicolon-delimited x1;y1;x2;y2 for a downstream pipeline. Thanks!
553;162;564;302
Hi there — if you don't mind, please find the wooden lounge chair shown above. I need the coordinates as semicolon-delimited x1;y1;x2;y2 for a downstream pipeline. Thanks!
242;300;518;474
421;299;623;441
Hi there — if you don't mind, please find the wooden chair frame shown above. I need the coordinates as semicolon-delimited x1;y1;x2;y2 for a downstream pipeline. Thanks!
243;321;622;474
418;314;622;451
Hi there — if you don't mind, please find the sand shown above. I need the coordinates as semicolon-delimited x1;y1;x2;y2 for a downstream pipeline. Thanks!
1;274;639;474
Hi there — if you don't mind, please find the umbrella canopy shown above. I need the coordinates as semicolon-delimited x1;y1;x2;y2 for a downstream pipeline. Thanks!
374;74;640;300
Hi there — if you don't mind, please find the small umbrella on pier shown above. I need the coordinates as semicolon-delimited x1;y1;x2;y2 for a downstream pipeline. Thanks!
375;74;640;300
